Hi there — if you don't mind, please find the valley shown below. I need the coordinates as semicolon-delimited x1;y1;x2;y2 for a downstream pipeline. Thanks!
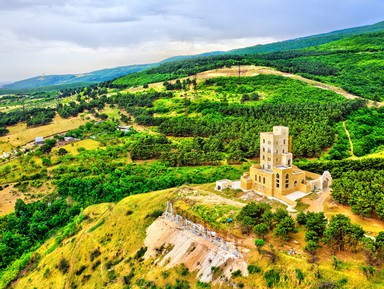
1;20;384;289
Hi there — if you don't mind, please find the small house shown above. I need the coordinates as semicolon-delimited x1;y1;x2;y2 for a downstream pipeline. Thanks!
215;179;233;191
34;136;44;145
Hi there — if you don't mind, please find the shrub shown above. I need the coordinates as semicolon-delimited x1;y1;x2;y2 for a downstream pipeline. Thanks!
248;264;261;274
264;269;280;288
231;269;242;277
58;258;69;274
134;247;147;260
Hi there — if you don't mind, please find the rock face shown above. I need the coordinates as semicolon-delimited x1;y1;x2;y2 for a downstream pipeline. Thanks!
144;217;248;283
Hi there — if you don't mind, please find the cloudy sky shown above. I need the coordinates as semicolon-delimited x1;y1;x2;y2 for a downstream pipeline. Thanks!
0;0;383;82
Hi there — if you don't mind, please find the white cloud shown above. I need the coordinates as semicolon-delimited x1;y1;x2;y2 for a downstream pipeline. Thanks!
0;0;383;81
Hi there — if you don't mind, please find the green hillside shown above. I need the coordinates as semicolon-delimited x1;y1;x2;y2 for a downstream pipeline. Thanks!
250;31;384;100
230;20;384;54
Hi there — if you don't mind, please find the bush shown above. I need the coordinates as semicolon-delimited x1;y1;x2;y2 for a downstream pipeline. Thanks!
58;257;69;274
134;247;147;260
231;269;242;277
248;264;261;274
264;269;280;288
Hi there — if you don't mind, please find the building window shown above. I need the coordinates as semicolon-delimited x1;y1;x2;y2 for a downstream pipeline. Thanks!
263;177;265;184
285;174;289;189
268;165;271;169
263;139;265;144
259;176;261;182
294;181;298;187
288;159;291;166
268;157;271;161
263;147;265;152
268;141;271;145
263;155;265;160
276;173;280;188
284;139;286;145
255;175;257;181
268;148;271;153
276;158;278;162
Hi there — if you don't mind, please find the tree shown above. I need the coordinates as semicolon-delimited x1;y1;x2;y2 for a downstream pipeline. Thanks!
295;269;304;285
237;202;272;234
58;148;68;156
305;240;320;262
323;214;364;252
264;269;280;288
254;239;265;254
254;223;269;239
273;216;296;241
296;211;307;225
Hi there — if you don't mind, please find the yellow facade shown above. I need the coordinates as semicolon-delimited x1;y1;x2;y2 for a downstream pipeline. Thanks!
240;126;322;206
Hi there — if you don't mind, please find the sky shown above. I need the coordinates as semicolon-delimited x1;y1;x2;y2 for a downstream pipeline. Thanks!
0;0;383;82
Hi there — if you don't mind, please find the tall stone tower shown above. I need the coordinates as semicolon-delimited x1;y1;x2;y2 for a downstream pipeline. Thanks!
260;126;292;171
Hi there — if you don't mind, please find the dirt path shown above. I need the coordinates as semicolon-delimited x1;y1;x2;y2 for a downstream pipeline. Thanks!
343;121;355;158
302;188;331;213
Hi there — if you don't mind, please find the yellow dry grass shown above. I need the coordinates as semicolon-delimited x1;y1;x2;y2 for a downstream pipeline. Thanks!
0;184;23;217
9;186;384;289
13;188;177;289
52;139;102;156
0;114;91;153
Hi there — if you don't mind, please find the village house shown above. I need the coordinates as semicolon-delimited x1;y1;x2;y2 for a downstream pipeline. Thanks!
34;136;44;145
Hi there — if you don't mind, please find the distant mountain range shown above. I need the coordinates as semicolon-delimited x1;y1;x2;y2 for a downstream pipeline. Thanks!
1;64;151;92
2;20;384;92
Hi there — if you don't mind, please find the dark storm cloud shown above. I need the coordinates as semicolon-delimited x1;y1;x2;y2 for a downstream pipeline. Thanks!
0;0;383;81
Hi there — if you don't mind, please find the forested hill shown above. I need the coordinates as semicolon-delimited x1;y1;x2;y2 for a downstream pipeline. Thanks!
230;20;384;54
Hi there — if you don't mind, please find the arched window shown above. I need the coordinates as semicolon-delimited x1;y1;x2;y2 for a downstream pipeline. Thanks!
285;174;289;189
276;173;280;188
259;176;261;183
294;181;298;187
288;159;291;166
263;177;265;184
283;139;286;145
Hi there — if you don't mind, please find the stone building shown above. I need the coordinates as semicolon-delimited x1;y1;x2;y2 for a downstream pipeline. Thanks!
240;126;331;206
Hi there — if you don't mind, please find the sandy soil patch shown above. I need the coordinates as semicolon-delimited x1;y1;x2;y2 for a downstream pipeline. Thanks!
0;184;23;216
